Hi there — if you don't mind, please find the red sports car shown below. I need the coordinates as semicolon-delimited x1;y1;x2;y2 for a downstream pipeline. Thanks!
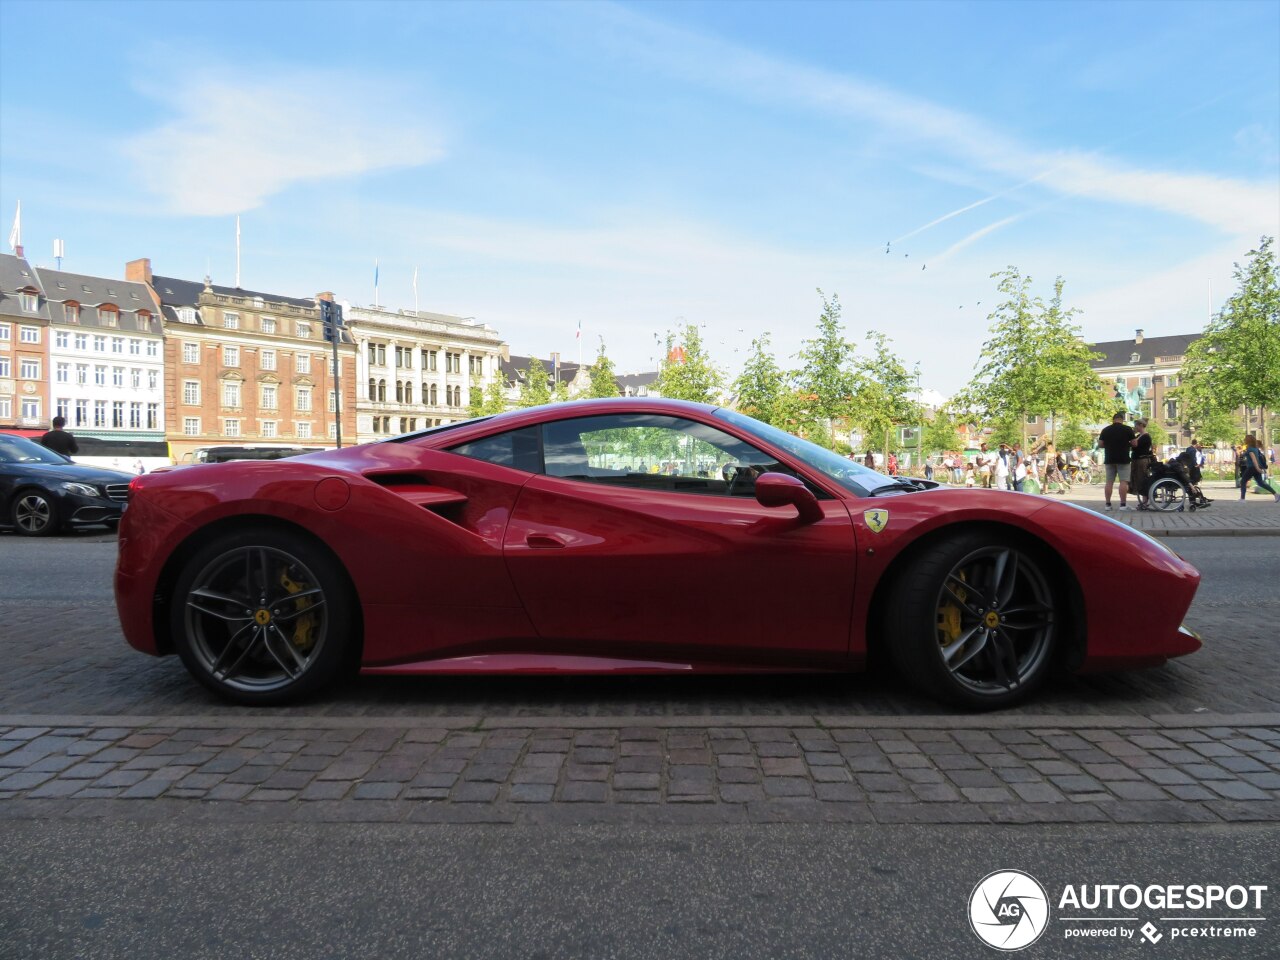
114;399;1201;709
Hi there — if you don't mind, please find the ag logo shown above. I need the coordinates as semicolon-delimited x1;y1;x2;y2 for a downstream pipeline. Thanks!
863;509;889;534
969;869;1049;951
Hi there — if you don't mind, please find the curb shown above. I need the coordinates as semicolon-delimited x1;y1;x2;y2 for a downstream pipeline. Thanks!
4;712;1278;731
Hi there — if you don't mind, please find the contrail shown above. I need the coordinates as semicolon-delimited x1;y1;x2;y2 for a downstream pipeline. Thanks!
930;214;1022;265
892;171;1049;245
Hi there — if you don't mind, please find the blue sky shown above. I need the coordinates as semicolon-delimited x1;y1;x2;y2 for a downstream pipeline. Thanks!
2;0;1277;395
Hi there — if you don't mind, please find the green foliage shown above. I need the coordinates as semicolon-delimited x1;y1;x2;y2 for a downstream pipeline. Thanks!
733;334;786;426
1146;419;1171;452
468;375;509;417
956;269;1107;447
1055;421;1092;451
794;291;858;431
516;357;553;407
1178;236;1280;450
923;409;964;454
847;331;918;457
655;323;723;403
583;345;621;399
1190;408;1243;446
552;379;570;403
985;415;1024;449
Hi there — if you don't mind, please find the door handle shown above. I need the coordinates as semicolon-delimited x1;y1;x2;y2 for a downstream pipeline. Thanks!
525;533;567;549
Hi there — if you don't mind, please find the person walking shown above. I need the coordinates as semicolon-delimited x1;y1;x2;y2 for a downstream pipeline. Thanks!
1238;436;1280;502
994;443;1012;491
864;450;876;471
1098;411;1135;510
1130;418;1154;509
38;416;79;458
976;443;992;488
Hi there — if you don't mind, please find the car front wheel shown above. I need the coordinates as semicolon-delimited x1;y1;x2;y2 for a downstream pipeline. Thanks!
170;529;353;705
12;489;60;537
888;532;1059;709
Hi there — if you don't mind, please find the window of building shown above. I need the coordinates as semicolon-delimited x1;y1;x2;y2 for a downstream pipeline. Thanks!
329;423;338;439
0;323;8;342
94;365;107;386
75;364;87;385
1165;400;1178;420
94;400;107;427
19;291;38;312
261;349;276;371
0;357;8;377
469;355;484;375
446;352;461;373
261;384;278;409
21;398;40;420
148;370;158;389
404;381;413;404
93;335;106;352
261;316;276;333
74;333;87;350
56;362;69;383
184;417;201;436
1166;375;1178;388
224;418;241;437
296;386;312;412
222;381;241;407
75;399;89;426
296;322;311;339
64;303;80;323
129;339;141;355
146;340;158;358
295;353;311;374
129;403;142;428
328;390;337;413
183;342;199;363
1130;352;1141;363
99;306;118;327
0;397;10;419
183;380;201;405
56;398;69;421
261;420;278;438
112;367;125;387
136;310;151;330
20;325;39;344
377;379;386;402
131;368;141;388
223;311;240;330
429;383;438;405
178;307;198;323
19;358;40;379
395;380;404;403
296;421;312;439
112;337;124;353
224;345;240;367
368;378;377;401
112;401;125;428
147;403;159;429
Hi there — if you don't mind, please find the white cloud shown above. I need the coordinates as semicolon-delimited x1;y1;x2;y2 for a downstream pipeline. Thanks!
123;71;443;216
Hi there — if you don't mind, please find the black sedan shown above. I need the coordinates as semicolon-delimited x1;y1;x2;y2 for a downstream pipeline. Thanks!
0;434;134;536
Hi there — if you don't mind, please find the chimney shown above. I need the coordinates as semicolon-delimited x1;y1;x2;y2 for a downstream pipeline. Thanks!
316;291;334;302
126;258;152;284
1135;328;1144;344
551;351;560;381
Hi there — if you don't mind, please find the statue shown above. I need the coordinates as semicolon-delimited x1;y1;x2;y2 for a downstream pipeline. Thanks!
1113;378;1147;418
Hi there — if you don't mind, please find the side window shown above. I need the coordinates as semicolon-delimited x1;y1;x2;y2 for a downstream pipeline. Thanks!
539;414;794;497
450;427;541;473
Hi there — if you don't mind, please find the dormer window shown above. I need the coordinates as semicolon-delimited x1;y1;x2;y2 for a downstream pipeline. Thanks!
223;311;240;330
178;307;197;323
1129;352;1140;363
135;310;151;330
98;305;119;327
64;302;80;323
19;290;38;312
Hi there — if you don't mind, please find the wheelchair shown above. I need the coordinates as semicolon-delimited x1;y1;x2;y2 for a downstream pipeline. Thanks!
1144;457;1212;512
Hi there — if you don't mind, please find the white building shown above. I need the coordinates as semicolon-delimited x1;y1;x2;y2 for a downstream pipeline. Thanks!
36;267;165;451
342;304;505;441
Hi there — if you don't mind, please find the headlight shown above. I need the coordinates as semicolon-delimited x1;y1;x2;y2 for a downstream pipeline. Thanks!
61;482;101;498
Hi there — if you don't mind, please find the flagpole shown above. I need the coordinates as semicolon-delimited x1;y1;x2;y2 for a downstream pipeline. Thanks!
374;259;380;309
412;266;419;313
235;215;241;288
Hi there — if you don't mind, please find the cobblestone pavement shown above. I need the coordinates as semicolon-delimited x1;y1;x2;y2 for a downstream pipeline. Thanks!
2;715;1277;824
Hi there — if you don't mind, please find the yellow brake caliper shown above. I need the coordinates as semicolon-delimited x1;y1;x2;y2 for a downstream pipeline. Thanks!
278;569;318;651
938;572;966;646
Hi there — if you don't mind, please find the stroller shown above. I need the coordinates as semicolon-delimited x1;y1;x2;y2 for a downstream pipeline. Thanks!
1144;453;1213;512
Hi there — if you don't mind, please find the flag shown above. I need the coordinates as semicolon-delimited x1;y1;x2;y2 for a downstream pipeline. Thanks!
576;319;581;340
6;201;19;252
374;259;380;307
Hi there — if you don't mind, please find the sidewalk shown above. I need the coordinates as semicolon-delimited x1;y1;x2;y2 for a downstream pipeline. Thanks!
2;713;1277;825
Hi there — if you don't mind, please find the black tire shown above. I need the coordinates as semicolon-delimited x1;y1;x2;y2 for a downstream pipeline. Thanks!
887;531;1059;709
170;528;354;705
11;489;60;537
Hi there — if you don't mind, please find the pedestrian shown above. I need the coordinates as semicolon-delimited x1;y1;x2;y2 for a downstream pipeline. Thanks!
1129;418;1154;509
1238;436;1280;502
964;462;976;487
924;457;934;482
1098;411;1135;510
38;415;79;458
864;450;875;470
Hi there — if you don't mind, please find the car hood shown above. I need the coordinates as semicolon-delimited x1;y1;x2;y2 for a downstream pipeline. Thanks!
7;462;136;485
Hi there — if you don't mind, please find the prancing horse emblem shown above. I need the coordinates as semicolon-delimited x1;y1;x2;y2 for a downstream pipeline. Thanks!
863;509;889;534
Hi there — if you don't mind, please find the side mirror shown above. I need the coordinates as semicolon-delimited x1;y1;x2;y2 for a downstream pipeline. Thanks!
754;472;823;524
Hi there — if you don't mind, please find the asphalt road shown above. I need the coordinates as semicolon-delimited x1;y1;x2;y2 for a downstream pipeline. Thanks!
0;533;1276;717
2;819;1276;960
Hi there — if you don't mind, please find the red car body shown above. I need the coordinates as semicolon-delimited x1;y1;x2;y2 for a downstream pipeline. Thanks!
115;399;1200;683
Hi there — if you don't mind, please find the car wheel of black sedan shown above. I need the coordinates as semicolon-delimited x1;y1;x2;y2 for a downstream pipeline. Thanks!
12;489;60;537
888;531;1058;709
170;529;353;705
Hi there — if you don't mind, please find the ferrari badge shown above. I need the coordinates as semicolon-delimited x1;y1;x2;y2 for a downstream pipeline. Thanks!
863;509;889;534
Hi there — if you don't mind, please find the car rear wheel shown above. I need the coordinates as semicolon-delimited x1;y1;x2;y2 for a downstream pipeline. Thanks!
170;529;353;705
12;489;60;537
888;532;1058;709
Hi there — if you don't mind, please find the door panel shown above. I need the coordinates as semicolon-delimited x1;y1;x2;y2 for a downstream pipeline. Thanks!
503;476;857;666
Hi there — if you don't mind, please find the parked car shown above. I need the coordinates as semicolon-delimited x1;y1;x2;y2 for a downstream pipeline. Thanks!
115;399;1201;709
0;433;134;536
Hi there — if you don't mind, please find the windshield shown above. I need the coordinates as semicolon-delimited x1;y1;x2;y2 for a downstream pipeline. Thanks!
714;409;900;497
0;435;72;465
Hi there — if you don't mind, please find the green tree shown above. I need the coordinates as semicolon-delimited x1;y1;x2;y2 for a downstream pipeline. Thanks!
583;344;621;399
733;334;786;425
1178;237;1280;451
793;290;858;444
956;269;1106;449
847;331;917;459
923;409;964;455
469;375;509;417
517;357;553;407
1055;421;1092;451
1188;408;1240;447
654;323;723;403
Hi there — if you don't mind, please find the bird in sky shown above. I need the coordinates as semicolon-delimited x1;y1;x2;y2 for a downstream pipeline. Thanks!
922;264;927;271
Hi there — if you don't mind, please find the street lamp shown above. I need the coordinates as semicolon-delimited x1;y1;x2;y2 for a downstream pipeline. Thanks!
915;363;923;475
